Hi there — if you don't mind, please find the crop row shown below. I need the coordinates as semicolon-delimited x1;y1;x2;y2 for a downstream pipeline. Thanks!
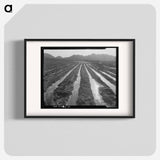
51;64;81;106
76;64;95;106
43;63;78;92
86;65;117;107
89;64;116;85
90;62;117;76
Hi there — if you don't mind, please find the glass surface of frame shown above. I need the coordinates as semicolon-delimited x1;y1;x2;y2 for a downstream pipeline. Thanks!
25;39;135;118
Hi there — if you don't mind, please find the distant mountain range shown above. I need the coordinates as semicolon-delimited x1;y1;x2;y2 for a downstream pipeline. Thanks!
44;53;115;62
44;53;55;59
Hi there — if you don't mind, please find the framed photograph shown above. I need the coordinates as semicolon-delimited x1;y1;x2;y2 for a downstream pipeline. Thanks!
25;39;135;118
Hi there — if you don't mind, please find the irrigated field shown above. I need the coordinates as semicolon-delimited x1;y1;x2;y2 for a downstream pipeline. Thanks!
43;54;117;108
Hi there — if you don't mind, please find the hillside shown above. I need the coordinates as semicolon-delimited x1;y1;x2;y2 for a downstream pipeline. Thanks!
44;53;115;62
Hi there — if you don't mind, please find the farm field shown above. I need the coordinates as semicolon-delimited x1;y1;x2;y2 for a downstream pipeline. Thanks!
42;50;117;108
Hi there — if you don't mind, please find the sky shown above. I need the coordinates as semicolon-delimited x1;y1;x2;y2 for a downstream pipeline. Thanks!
44;48;116;58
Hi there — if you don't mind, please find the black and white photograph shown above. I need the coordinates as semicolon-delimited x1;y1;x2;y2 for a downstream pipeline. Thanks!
42;47;118;109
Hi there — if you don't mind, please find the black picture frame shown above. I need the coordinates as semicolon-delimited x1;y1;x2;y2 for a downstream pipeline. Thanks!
24;39;135;118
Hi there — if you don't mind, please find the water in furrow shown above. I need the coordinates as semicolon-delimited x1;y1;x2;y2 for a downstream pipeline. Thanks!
84;64;106;105
87;64;116;94
67;64;82;105
44;64;79;105
101;71;116;81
